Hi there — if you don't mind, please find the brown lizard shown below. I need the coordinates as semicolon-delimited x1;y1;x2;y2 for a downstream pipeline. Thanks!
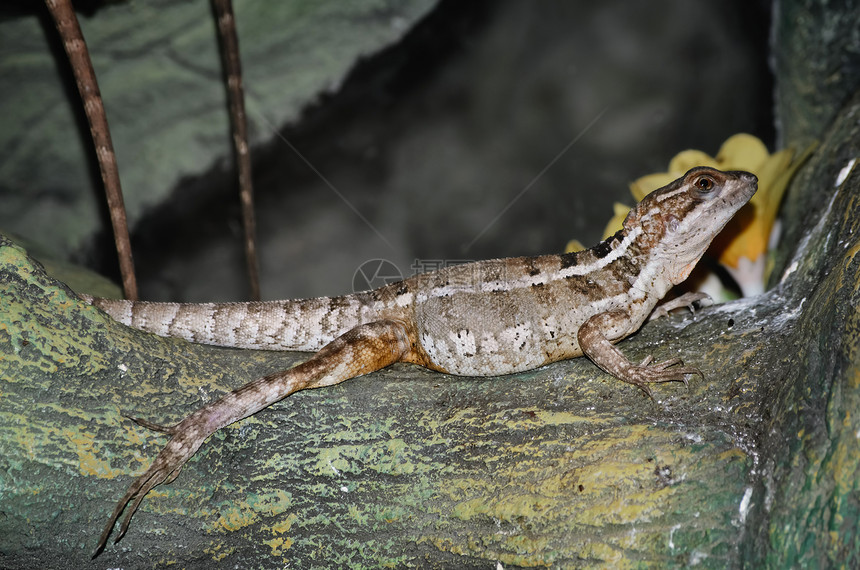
87;166;757;556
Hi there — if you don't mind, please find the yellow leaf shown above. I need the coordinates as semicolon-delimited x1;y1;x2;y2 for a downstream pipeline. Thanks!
602;203;631;239
716;133;769;169
565;240;586;253
629;173;674;202
668;150;719;174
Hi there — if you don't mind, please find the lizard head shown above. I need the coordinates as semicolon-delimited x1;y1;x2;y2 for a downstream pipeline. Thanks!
624;166;758;285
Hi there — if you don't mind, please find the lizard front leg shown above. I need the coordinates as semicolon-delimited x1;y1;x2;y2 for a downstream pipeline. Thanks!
577;311;702;398
94;319;413;557
648;291;711;321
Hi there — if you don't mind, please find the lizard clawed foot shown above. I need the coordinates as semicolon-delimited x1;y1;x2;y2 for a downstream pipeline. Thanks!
623;355;703;399
93;418;211;558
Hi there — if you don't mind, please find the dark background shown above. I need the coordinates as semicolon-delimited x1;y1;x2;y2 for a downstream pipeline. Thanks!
1;0;773;301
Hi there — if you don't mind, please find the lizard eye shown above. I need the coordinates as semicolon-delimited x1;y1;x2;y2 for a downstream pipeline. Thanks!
694;175;715;192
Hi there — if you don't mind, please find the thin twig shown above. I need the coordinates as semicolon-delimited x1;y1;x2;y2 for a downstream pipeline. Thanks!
211;0;261;301
44;0;138;300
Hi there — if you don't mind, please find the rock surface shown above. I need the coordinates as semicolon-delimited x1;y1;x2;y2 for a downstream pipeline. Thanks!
0;232;773;568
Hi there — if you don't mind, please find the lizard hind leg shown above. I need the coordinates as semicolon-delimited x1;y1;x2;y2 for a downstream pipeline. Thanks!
93;319;414;557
